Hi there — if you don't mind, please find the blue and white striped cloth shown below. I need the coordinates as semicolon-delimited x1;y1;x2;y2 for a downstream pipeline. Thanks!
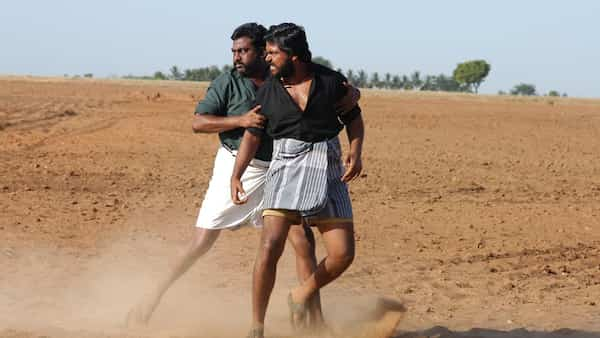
262;137;353;220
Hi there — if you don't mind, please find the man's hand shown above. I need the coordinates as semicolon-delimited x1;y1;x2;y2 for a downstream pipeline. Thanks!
335;83;361;114
341;151;362;183
238;105;265;129
230;130;262;204
231;177;248;204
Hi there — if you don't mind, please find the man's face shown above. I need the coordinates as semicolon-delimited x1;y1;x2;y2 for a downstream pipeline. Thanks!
231;37;261;76
265;41;294;78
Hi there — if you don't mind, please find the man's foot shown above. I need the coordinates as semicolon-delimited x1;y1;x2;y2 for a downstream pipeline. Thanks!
125;293;159;327
246;327;264;338
307;296;326;331
287;292;308;331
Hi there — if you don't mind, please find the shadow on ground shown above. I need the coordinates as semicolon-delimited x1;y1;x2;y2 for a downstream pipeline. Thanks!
397;326;600;338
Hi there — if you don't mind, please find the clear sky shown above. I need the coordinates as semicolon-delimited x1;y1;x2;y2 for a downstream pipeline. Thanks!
1;0;598;97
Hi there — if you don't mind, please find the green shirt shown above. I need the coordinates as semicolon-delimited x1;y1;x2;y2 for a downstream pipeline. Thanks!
195;69;272;161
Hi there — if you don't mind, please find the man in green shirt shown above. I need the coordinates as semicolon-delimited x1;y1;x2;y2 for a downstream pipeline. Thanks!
126;23;326;327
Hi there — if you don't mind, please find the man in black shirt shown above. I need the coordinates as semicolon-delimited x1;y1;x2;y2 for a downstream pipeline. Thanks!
126;23;331;328
231;23;364;338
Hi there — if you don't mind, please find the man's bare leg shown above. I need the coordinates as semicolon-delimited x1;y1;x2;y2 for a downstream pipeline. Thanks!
289;222;355;307
287;224;325;327
126;227;221;326
251;215;292;331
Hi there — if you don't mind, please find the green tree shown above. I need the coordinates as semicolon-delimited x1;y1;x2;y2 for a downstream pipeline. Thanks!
453;60;491;93
183;68;195;81
357;70;368;88
510;83;537;96
422;75;438;91
402;75;412;90
370;72;381;88
170;65;183;80
312;56;333;69
384;73;392;89
547;90;560;97
410;71;423;90
391;75;402;89
435;74;464;92
153;71;167;80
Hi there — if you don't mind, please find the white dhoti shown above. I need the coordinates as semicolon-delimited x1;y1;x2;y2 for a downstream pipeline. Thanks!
195;146;269;230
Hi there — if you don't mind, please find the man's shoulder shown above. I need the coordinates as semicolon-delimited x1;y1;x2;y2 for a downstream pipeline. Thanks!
196;70;240;115
312;63;346;82
209;70;237;89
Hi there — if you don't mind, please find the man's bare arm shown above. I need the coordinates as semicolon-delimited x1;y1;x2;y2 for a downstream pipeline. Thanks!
342;114;364;183
230;130;262;204
192;105;264;133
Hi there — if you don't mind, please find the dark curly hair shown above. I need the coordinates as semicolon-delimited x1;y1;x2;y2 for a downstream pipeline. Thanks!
231;23;267;51
265;23;312;62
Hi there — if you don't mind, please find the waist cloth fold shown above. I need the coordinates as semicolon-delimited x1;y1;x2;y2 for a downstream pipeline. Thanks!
262;137;353;220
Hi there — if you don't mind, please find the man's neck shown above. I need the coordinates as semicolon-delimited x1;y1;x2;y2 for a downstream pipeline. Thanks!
246;65;269;87
281;62;312;86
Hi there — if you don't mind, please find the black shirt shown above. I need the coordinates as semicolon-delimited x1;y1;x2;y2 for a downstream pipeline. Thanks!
248;63;361;142
195;69;273;161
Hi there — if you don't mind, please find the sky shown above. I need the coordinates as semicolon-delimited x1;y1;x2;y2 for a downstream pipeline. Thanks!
1;0;599;97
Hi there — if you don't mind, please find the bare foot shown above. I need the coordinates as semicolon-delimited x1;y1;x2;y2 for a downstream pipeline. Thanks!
287;291;308;331
246;326;264;338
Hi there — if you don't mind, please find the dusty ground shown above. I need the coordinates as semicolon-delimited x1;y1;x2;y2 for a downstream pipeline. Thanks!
1;76;600;338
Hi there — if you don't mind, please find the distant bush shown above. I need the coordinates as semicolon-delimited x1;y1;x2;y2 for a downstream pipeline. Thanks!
153;71;167;80
510;83;537;96
547;90;560;97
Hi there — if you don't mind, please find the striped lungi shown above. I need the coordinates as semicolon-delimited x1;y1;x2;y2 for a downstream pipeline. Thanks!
262;137;353;221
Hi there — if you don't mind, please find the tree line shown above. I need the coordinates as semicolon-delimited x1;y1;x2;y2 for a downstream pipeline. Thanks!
122;64;234;82
121;58;565;97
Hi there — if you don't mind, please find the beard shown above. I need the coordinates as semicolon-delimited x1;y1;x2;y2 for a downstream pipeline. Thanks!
235;59;260;77
271;58;295;78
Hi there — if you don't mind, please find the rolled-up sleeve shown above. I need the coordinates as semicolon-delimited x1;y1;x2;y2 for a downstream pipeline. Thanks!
339;105;361;125
331;69;361;125
247;126;265;137
194;75;230;116
333;72;349;102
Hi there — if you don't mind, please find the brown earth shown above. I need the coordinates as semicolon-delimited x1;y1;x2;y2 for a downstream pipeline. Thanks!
1;76;600;338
